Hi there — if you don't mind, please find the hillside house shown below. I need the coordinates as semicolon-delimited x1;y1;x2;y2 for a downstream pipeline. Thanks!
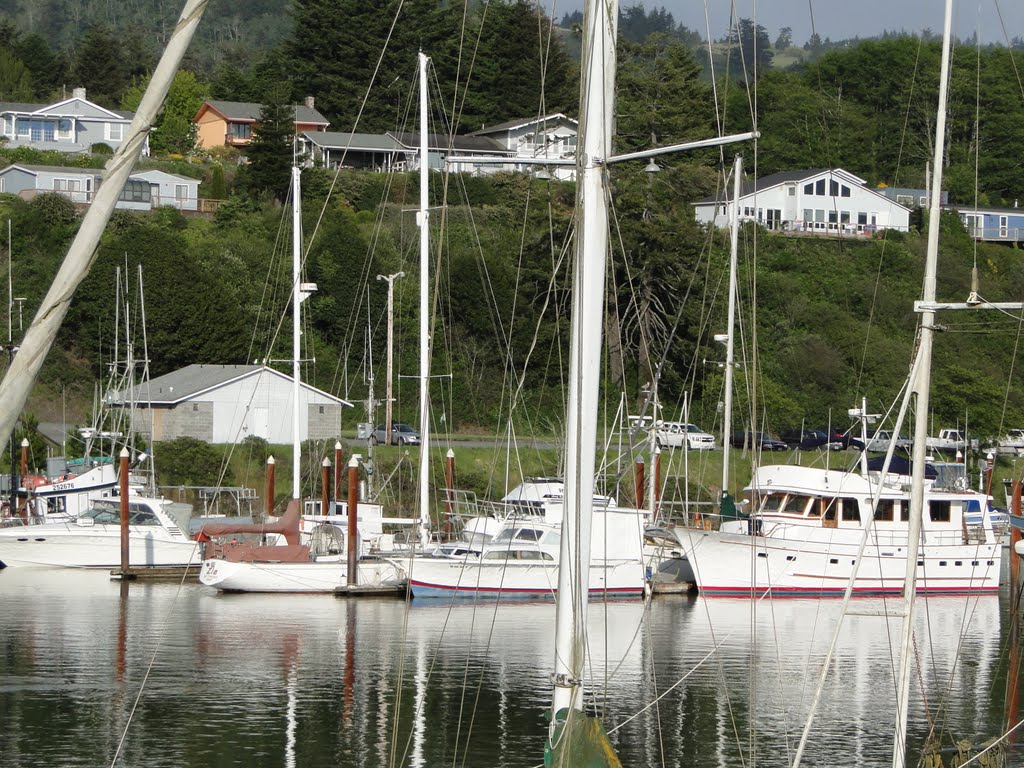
115;364;351;444
195;98;329;149
956;204;1024;244
694;168;912;235
0;88;144;155
300;130;512;174
0;164;201;212
469;114;578;180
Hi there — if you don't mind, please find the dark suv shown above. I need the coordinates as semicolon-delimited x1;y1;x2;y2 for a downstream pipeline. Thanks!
729;431;788;451
781;428;831;450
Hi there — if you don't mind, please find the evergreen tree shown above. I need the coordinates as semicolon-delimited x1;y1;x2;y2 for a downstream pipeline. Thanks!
0;48;34;101
729;18;774;83
243;83;294;201
71;25;128;107
121;70;207;155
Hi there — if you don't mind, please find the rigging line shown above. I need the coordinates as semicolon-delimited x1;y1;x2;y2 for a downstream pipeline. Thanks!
954;716;1024;767
995;306;1024;440
992;0;1024;99
246;184;291;365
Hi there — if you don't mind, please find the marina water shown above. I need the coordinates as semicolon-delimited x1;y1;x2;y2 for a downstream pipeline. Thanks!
1;568;1019;766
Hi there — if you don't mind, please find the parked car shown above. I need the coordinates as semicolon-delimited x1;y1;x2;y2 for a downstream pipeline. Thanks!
864;429;911;453
370;422;421;446
656;422;716;451
780;428;832;450
729;431;788;451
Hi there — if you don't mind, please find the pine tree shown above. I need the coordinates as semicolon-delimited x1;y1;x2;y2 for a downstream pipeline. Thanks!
244;83;295;202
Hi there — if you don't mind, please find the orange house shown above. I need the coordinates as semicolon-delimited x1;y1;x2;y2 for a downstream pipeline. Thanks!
194;97;329;149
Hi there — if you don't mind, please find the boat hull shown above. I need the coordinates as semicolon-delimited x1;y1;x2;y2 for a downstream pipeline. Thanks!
199;557;406;593
408;557;646;599
677;526;1001;597
0;526;201;569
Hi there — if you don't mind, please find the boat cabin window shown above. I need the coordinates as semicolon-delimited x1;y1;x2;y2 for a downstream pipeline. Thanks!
514;528;543;541
47;497;68;516
761;494;785;514
840;498;860;522
929;500;952;523
492;529;515;544
873;499;896;522
780;494;812;516
83;502;159;526
483;550;554;561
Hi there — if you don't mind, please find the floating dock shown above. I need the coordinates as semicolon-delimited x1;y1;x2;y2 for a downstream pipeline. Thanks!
110;565;202;582
335;583;407;598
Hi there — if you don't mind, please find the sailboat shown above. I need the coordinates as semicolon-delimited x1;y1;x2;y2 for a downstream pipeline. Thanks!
197;162;406;593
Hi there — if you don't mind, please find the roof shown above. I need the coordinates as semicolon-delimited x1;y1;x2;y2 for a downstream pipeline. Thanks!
131;169;202;183
117;364;352;407
388;131;508;153
0;97;132;120
197;100;329;126
301;131;402;151
469;113;578;136
0;164;103;176
695;168;903;207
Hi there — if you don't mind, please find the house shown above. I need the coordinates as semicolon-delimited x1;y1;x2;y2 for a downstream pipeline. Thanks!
874;185;949;208
955;204;1024;244
300;130;513;174
114;364;352;444
0;164;202;212
194;98;329;149
299;131;404;170
130;169;201;211
0;87;144;155
469;114;578;180
694;168;912;235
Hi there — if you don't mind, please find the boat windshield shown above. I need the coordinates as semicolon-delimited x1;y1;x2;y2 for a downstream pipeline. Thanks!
82;501;160;526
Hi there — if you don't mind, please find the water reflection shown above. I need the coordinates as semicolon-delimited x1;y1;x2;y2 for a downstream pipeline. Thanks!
0;568;1018;767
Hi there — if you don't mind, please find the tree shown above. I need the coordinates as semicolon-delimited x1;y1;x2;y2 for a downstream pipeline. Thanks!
0;48;33;101
243;83;295;201
729;18;773;83
71;25;128;107
122;70;208;155
775;26;792;50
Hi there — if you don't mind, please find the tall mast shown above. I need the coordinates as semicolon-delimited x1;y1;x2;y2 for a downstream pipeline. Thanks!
292;164;302;500
417;51;431;548
722;154;741;498
550;0;617;721
892;2;954;766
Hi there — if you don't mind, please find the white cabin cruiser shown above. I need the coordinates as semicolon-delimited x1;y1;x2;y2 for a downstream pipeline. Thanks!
677;461;1001;597
0;496;198;569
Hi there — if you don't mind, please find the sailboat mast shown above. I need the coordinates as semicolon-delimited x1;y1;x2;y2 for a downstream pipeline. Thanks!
551;0;617;720
292;164;302;500
722;155;741;497
892;2;954;765
417;51;431;547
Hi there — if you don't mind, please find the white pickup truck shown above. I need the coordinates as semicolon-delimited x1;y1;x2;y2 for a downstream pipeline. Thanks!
996;429;1024;455
926;428;979;453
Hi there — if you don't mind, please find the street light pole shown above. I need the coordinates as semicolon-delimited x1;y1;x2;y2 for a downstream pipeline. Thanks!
376;271;404;446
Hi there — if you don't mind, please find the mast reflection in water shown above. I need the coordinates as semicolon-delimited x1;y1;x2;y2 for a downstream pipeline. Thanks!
0;568;1018;767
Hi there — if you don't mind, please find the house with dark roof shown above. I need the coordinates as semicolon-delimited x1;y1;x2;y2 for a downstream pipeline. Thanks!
113;364;351;444
469;113;578;180
0;87;145;155
694;168;912;235
299;130;512;175
194;98;329;149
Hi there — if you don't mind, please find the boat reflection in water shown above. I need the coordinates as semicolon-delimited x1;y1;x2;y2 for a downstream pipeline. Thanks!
0;568;1016;767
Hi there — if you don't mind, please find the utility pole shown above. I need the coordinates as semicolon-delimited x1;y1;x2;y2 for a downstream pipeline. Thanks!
376;271;404;446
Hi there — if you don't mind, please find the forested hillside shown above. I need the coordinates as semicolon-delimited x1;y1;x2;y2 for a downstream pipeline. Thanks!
0;1;1022;453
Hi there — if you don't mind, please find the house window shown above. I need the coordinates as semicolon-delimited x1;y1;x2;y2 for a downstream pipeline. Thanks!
107;123;124;142
841;185;851;197
840;211;851;224
1000;216;1008;238
828;210;838;224
829;180;839;196
30;122;42;141
814;209;825;223
58;119;72;139
804;182;814;195
803;208;813;223
963;214;983;237
192;404;199;412
896;194;914;206
318;406;325;414
230;122;252;140
15;119;29;138
858;212;868;226
0;178;5;193
41;120;56;141
118;179;151;204
174;184;188;201
815;179;825;195
919;195;927;205
787;184;796;197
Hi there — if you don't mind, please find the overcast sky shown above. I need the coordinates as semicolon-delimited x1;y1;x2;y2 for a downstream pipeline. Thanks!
563;1;1024;45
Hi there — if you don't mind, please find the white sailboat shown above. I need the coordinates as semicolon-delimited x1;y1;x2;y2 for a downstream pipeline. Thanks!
198;161;405;593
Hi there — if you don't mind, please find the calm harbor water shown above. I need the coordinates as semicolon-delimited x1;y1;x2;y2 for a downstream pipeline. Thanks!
1;567;1020;767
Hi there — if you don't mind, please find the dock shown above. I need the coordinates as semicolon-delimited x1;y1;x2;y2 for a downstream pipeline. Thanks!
335;583;407;598
109;565;202;582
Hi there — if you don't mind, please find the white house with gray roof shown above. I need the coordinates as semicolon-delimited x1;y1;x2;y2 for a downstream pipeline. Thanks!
0;164;201;212
0;87;145;155
299;130;512;175
469;113;578;180
694;168;912;235
114;364;351;444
